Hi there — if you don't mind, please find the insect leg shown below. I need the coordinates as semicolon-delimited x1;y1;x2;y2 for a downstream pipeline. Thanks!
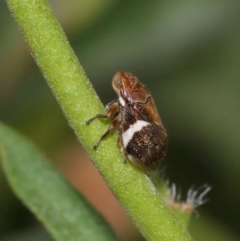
93;115;121;149
86;100;119;125
118;135;128;164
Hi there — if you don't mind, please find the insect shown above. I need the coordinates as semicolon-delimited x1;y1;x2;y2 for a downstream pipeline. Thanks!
86;71;168;171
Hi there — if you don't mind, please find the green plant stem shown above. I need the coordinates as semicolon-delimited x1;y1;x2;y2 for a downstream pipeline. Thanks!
6;0;193;240
152;176;192;227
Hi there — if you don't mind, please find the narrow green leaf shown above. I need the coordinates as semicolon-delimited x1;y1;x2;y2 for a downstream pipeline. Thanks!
0;123;120;241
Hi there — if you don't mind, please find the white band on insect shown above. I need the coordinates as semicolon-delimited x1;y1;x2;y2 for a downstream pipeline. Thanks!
122;120;150;147
119;96;125;106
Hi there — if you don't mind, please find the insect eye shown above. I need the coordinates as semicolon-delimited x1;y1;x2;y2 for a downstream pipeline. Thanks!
112;73;123;91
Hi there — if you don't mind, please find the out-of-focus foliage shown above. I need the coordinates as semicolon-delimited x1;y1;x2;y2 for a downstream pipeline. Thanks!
0;0;240;240
0;123;120;241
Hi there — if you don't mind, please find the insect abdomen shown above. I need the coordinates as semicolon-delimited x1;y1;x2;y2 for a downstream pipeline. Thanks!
122;122;167;171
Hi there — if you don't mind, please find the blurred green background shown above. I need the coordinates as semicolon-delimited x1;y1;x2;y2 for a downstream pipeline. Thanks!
1;0;240;241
